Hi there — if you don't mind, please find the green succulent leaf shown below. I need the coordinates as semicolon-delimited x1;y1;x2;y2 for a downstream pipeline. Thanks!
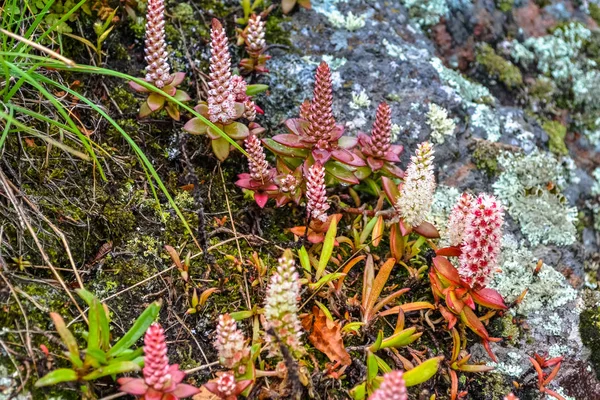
35;369;78;387
82;361;140;381
316;217;337;280
246;84;269;96
108;301;161;358
50;313;83;369
403;356;443;386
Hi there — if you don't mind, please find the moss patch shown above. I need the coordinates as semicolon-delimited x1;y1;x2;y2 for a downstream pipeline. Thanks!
580;303;600;379
476;43;523;89
542;120;568;155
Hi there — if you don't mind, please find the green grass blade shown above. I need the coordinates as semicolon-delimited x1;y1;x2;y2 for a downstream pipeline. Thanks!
4;61;105;178
0;104;13;151
35;74;198;243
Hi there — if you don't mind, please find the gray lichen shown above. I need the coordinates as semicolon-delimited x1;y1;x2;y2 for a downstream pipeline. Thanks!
492;150;578;246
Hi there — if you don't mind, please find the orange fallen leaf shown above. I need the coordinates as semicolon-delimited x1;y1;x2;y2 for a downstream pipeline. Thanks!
308;307;351;366
192;384;219;400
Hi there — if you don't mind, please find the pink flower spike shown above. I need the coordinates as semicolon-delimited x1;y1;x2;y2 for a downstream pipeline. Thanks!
305;163;329;222
118;323;199;399
447;192;474;246
368;370;408;400
458;194;504;290
208;19;236;124
143;0;172;88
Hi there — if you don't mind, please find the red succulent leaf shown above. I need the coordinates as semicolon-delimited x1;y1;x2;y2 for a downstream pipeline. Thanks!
172;383;201;398
163;85;177;97
471;288;508;310
312;148;332;164
459;307;490;340
381;162;404;178
118;377;148;395
413;221;440;238
438;305;457;330
398;219;412;236
436;246;462;257
331;148;364;166
272;133;306;148
129;80;150;93
284;118;309;136
254;192;269;208
463;293;475;310
529;356;545;389
433;256;461;286
366;157;384;171
170;72;186;86
446;289;465;314
381;176;400;204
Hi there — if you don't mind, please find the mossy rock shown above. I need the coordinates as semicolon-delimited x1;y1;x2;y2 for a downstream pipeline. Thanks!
580;303;600;380
476;43;523;89
472;140;501;177
542;120;568;155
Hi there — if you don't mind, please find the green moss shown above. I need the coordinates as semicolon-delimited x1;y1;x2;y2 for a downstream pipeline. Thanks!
470;371;513;400
476;43;523;89
472;140;501;176
580;303;600;379
496;0;515;12
109;86;139;114
591;3;600;26
542;120;568;155
528;76;555;105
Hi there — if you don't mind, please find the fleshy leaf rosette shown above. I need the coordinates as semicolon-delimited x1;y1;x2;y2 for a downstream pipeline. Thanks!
182;19;252;161
118;323;199;399
129;0;190;120
264;61;365;184
204;372;252;400
357;102;403;178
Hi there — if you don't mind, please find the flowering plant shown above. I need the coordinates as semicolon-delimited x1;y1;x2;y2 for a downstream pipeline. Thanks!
183;19;256;161
118;323;200;399
129;0;190;120
429;193;507;360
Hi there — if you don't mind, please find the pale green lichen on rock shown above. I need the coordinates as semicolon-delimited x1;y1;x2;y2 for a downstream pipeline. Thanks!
489;234;578;316
401;0;449;27
493;150;578;246
471;104;501;142
430;57;494;104
426;103;456;144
